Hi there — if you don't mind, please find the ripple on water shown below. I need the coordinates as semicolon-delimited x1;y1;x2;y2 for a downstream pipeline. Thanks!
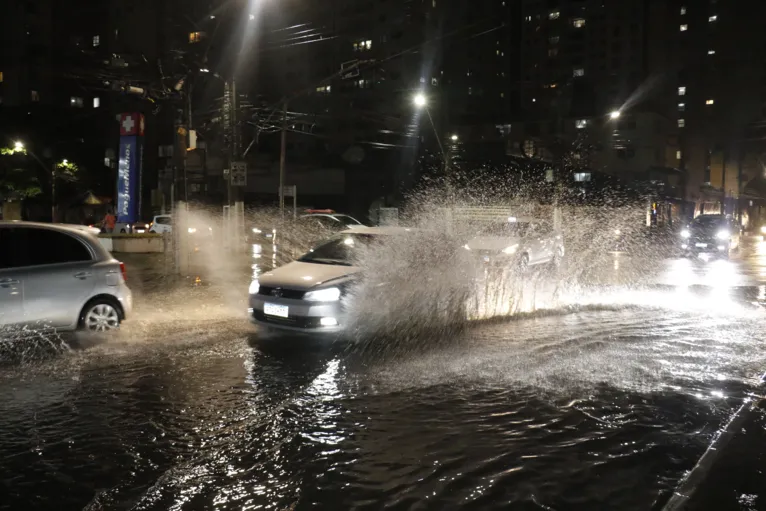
0;301;764;510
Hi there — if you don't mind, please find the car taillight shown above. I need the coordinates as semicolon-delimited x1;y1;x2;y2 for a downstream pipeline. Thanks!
119;262;127;283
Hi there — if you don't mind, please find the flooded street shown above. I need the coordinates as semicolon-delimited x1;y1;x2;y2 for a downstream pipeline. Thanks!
2;240;766;510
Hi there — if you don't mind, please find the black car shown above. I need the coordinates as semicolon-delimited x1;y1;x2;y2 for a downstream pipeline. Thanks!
680;214;741;258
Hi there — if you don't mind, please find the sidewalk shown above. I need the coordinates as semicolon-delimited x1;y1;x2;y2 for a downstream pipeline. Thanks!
674;402;766;510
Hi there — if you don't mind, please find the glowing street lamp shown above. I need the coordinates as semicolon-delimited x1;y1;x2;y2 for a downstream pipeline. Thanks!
13;141;24;151
413;93;427;108
609;110;621;120
450;134;459;142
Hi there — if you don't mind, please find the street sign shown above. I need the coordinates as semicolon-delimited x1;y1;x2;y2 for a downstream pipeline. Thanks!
230;161;247;186
282;185;296;197
340;60;360;79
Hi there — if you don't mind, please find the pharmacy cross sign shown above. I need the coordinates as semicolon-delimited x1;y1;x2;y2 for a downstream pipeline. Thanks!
119;113;144;136
122;116;134;133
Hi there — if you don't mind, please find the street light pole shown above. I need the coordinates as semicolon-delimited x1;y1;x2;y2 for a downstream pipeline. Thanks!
279;100;287;217
51;161;56;222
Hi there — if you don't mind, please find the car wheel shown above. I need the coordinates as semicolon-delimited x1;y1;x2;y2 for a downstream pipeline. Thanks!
120;228;127;233
518;253;530;272
79;299;122;332
552;246;564;267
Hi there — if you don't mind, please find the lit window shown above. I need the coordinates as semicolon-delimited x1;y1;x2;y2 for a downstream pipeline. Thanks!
93;35;100;47
680;24;688;31
355;79;370;88
70;97;84;107
676;150;682;159
431;77;438;86
708;15;717;22
315;85;331;93
574;172;591;182
572;18;586;28
0;71;3;83
31;90;40;102
548;48;558;57
354;40;372;51
678;86;686;96
525;15;532;22
189;31;205;43
680;6;686;15
468;87;473;95
678;119;686;127
573;68;585;77
93;97;100;108
575;119;588;129
496;49;500;55
549;11;560;20
706;99;714;105
549;36;559;44
500;92;505;98
678;103;685;111
532;98;536;102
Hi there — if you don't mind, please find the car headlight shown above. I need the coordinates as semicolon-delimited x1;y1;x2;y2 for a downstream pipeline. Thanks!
680;229;690;239
503;244;519;255
304;287;341;302
761;225;766;234
188;227;197;234
614;229;621;236
463;244;471;251
252;228;262;234
716;230;730;240
248;280;260;295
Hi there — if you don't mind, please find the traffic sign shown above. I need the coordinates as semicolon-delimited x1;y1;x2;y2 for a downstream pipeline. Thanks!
230;161;247;186
282;185;296;197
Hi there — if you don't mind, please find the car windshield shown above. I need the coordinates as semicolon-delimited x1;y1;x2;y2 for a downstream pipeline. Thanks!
298;233;379;265
691;216;727;230
480;221;530;237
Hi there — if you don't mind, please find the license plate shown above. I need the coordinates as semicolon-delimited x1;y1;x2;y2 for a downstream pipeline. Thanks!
695;243;708;248
264;303;289;318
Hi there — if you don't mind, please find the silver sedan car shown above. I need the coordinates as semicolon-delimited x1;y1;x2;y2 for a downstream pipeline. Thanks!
0;222;133;332
464;217;565;270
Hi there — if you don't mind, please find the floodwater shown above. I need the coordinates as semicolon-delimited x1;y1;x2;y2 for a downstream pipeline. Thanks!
1;235;766;510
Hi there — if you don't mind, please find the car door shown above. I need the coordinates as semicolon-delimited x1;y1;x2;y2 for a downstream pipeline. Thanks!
534;222;556;262
524;223;547;264
0;227;25;327
19;227;97;329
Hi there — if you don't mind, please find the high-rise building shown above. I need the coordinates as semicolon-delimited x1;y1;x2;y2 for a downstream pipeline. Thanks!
670;0;766;214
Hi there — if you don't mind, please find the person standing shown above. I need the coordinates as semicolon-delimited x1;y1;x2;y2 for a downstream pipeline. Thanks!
102;210;116;233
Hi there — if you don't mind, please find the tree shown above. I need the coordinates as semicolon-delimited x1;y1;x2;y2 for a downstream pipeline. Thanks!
0;145;42;199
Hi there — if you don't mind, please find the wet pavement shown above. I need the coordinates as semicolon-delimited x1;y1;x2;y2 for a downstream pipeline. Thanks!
1;238;766;510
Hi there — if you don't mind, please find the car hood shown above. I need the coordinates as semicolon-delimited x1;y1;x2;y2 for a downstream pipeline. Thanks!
258;261;360;290
466;236;522;252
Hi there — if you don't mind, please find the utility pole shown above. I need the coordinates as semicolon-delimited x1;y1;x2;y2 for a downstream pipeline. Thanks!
51;161;56;222
279;100;287;217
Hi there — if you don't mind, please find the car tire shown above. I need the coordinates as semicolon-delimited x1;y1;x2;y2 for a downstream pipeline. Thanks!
120;229;127;234
552;246;564;267
78;298;123;332
518;253;530;272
